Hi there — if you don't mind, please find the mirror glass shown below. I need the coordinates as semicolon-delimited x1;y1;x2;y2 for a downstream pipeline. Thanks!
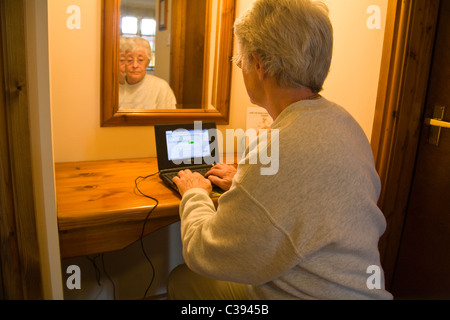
101;0;235;126
119;0;204;110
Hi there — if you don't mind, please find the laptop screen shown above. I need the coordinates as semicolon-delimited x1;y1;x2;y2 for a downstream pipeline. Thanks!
166;128;211;162
155;122;220;171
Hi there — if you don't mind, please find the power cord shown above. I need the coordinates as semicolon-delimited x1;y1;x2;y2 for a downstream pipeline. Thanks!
86;253;116;300
134;172;160;299
101;253;116;300
85;172;160;300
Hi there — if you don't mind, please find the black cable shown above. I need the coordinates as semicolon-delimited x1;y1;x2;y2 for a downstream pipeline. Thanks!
134;172;160;299
86;253;116;299
101;253;116;300
86;254;102;286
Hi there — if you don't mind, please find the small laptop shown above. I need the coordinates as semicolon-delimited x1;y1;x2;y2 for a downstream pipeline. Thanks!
155;122;221;194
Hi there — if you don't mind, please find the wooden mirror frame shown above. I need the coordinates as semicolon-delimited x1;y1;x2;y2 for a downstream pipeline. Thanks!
101;0;235;126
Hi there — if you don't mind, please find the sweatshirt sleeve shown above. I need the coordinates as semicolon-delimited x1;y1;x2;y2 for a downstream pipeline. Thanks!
179;174;303;285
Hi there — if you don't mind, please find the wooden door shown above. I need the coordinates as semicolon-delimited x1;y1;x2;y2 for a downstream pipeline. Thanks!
0;0;43;299
391;0;450;299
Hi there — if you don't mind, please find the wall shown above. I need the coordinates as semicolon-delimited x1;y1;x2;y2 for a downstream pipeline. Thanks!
154;0;172;81
27;0;63;299
48;0;387;299
323;0;388;138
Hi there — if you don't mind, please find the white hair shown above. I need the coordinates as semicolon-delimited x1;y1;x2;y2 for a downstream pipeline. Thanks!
120;36;133;52
234;0;333;92
126;37;152;60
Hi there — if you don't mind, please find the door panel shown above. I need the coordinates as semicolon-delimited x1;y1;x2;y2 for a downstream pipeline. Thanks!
391;0;450;299
0;0;43;299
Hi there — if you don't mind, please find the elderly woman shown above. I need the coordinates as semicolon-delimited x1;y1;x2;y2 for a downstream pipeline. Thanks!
168;0;393;300
119;37;176;109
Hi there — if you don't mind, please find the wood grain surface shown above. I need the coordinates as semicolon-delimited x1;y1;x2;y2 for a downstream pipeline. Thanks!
56;158;199;258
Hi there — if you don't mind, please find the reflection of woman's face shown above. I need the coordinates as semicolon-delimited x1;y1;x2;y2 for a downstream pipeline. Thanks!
125;49;150;85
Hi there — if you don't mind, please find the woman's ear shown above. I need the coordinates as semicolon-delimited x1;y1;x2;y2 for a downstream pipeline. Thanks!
251;52;265;80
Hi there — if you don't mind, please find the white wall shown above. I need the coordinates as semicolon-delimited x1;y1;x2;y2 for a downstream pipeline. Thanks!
26;0;63;299
322;0;388;138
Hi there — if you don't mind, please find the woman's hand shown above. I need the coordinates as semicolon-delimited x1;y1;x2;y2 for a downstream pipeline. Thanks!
172;169;213;197
205;164;237;192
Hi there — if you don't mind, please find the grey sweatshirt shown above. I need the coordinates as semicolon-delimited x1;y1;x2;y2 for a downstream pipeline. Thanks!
179;97;393;300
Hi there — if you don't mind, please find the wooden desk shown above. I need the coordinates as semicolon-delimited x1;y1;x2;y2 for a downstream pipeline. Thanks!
56;158;189;258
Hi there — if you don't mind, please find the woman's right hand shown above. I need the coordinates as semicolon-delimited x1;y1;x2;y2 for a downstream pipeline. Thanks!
205;164;237;191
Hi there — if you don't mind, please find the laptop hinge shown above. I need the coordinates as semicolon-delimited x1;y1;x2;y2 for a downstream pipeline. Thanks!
160;164;214;174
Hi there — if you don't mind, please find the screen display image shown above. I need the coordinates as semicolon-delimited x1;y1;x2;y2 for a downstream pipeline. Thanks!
166;129;211;162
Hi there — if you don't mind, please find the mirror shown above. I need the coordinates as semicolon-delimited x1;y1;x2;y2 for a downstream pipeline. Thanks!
101;0;235;126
